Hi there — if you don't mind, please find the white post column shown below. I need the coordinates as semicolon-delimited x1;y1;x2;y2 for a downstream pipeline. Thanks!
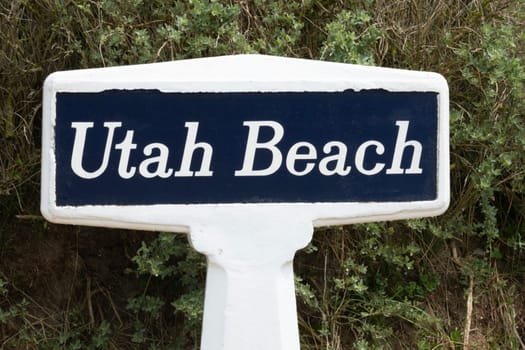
189;216;313;350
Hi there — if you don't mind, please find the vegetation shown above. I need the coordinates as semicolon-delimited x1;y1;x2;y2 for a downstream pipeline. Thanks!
1;0;524;348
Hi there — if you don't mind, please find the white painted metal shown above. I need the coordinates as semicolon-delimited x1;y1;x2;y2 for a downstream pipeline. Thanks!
190;216;313;350
41;54;450;350
42;54;449;230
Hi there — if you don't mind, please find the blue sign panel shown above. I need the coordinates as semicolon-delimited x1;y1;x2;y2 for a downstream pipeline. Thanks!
55;90;437;206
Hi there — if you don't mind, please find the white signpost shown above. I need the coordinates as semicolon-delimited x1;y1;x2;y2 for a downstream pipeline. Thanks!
41;55;449;350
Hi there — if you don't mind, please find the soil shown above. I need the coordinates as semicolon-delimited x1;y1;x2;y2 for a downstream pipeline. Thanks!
0;213;162;347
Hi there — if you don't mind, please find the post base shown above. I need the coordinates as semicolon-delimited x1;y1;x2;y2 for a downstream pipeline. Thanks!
189;216;313;350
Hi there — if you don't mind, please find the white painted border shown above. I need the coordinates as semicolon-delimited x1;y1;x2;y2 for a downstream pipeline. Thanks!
41;54;449;232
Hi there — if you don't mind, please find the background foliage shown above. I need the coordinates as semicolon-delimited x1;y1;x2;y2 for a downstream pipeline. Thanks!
1;0;524;349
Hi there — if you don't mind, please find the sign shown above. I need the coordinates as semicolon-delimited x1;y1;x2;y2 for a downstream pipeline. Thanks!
56;90;437;206
42;55;449;350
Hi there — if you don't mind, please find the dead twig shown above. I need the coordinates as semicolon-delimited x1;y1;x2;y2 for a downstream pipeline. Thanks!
463;274;474;350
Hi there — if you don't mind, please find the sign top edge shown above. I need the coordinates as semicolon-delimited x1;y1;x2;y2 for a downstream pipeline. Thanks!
44;54;448;93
